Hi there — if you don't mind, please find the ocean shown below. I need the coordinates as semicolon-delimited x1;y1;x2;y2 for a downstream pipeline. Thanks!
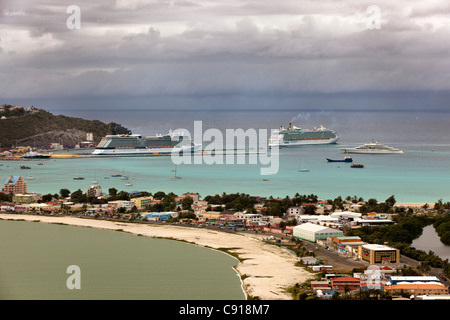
2;109;450;203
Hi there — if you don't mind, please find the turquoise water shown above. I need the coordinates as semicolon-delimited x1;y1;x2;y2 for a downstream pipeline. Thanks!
0;219;245;300
1;144;449;203
2;110;450;203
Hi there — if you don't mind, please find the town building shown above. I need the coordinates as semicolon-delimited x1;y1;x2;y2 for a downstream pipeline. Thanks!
287;207;303;215
329;236;365;257
384;283;448;296
176;192;199;204
359;244;400;264
12;194;35;204
293;222;343;242
3;176;27;194
388;276;441;285
143;212;173;221
331;277;361;290
301;256;318;265
107;200;135;211
86;185;102;198
352;218;395;227
131;196;154;209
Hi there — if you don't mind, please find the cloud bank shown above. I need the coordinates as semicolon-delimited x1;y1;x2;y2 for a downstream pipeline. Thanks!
1;0;449;110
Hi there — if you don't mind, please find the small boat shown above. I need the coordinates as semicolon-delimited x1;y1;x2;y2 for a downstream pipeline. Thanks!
327;155;353;163
121;176;129;180
20;165;31;169
26;176;35;180
351;164;364;168
111;174;122;177
104;176;110;179
125;182;133;186
37;163;44;165
298;158;310;172
262;178;270;181
73;177;85;180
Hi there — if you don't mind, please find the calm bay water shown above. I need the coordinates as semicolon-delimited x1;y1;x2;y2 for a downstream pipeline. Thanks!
0;220;245;300
2;109;450;203
412;225;450;261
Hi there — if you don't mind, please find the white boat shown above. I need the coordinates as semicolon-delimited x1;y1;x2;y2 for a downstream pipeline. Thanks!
298;158;310;172
341;141;404;154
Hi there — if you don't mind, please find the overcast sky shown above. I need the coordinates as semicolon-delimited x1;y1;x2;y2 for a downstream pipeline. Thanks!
1;0;450;112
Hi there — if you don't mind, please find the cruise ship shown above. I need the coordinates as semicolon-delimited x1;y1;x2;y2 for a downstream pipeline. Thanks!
341;141;404;154
268;123;339;148
92;130;198;156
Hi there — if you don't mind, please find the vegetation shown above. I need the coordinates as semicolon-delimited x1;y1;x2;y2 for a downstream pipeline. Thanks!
434;213;450;245
0;106;128;147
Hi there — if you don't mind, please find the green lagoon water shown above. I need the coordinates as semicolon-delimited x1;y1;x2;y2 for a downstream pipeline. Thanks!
0;220;245;300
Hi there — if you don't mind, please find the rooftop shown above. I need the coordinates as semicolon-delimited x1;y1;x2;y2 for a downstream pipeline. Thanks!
4;176;21;185
363;244;397;251
294;222;342;233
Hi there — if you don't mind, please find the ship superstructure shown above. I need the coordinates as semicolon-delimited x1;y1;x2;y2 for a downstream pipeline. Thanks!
341;141;404;154
269;123;339;147
92;130;197;156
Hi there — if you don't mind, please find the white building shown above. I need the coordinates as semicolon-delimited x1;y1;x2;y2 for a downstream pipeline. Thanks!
287;207;303;215
293;222;343;242
108;200;135;211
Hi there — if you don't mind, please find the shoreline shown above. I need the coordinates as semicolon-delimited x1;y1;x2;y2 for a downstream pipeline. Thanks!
0;213;314;300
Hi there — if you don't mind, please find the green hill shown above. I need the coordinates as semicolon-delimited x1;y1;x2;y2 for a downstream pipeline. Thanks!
0;106;128;148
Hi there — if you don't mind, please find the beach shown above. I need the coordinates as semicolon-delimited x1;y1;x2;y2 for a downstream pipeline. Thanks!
0;213;313;300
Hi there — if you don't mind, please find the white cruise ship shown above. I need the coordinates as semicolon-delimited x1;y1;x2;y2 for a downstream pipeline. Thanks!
269;123;339;148
92;130;198;156
340;141;404;154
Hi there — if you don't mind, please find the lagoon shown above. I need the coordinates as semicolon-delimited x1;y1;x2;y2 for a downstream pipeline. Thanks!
0;219;245;300
412;225;450;261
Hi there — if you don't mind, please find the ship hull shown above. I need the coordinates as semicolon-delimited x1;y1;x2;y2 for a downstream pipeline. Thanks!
340;148;403;154
92;145;197;156
270;136;339;148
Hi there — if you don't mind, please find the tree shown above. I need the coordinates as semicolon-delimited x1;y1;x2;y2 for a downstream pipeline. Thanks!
385;195;396;207
154;191;166;200
41;193;53;203
60;188;71;198
70;189;87;203
182;196;194;211
108;188;117;197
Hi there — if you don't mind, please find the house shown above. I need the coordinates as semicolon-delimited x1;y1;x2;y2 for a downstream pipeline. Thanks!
301;256;318;265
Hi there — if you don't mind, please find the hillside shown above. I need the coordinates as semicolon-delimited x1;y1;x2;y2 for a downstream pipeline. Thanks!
0;106;129;148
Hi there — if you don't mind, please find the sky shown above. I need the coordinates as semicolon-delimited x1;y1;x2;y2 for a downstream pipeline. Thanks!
1;0;450;113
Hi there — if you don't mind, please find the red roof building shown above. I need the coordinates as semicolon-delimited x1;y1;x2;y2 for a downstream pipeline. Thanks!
331;277;361;290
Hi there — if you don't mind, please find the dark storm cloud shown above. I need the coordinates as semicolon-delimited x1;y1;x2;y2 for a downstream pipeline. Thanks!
1;0;450;110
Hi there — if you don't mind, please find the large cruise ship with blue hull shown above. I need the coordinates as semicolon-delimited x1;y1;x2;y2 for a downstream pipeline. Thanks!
92;130;198;156
269;123;340;148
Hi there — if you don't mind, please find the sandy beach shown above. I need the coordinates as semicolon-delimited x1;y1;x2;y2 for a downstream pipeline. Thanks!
394;203;431;208
0;213;313;300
